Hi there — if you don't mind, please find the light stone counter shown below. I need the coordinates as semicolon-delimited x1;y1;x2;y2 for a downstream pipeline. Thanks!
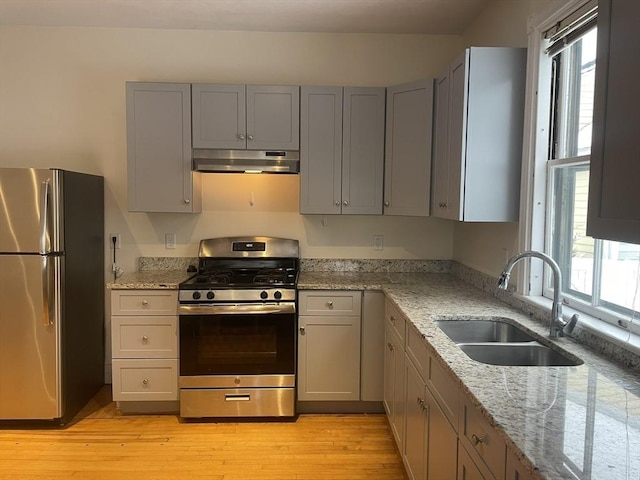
300;271;640;480
106;270;190;290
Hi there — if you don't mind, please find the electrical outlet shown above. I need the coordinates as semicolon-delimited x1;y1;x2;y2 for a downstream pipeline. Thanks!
373;234;384;251
109;233;121;249
165;233;176;250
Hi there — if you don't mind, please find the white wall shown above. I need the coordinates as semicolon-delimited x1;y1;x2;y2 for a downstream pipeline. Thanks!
451;0;552;277
0;26;462;275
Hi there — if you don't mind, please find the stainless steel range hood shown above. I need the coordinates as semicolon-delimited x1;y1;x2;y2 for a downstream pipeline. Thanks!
192;149;300;174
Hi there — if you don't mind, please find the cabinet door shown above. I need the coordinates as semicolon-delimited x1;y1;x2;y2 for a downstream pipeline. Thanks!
246;85;300;150
384;79;434;217
446;52;468;221
126;82;200;213
404;357;427;480
342;87;385;215
383;326;405;447
300;86;343;214
457;442;489;480
297;315;361;401
192;83;246;149
425;383;458;480
587;0;640;244
432;71;451;219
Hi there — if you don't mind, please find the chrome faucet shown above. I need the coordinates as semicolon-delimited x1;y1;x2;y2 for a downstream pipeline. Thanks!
497;250;578;339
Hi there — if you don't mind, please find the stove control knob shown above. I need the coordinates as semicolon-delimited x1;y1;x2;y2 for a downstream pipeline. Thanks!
206;291;215;300
192;291;201;300
274;291;282;300
260;291;268;300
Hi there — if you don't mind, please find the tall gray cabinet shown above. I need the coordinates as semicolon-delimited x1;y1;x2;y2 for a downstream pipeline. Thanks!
126;82;201;213
587;0;640;244
300;86;385;215
384;79;434;217
432;47;526;222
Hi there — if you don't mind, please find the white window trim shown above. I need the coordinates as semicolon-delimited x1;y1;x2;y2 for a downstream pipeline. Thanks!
517;0;640;354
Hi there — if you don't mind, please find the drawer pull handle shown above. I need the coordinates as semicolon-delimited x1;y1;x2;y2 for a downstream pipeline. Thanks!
471;433;484;446
141;336;149;344
327;301;333;308
226;394;250;402
387;342;394;352
141;299;149;306
299;326;306;335
390;315;396;324
142;378;149;386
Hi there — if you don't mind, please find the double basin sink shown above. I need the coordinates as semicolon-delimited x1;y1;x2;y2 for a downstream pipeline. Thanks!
434;318;583;367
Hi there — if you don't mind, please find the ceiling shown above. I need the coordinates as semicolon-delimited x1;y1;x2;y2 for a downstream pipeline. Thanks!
0;0;492;35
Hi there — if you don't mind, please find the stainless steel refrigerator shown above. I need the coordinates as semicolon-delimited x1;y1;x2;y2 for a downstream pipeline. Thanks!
0;168;104;424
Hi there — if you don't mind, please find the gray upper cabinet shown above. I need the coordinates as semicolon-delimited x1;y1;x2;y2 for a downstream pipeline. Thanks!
384;79;434;217
192;84;300;151
432;47;526;222
126;82;201;213
300;86;385;215
587;0;640;244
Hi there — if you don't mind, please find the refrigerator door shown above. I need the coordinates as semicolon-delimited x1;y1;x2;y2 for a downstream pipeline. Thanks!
0;254;61;420
0;168;61;254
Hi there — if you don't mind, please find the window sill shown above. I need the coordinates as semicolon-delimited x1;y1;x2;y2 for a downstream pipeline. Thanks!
513;293;640;357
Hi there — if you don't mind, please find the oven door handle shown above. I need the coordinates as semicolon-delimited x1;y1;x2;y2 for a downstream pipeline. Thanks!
178;303;296;315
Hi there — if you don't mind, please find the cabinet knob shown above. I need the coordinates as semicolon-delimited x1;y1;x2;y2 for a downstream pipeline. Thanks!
327;301;333;308
384;201;390;207
299;326;306;335
471;433;484;446
343;200;348;206
141;299;149;306
184;199;191;204
248;134;254;141
387;342;394;351
142;378;149;386
238;133;246;140
141;335;149;344
390;315;396;324
335;200;341;206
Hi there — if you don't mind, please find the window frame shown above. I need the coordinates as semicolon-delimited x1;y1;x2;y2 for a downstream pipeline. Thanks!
518;0;640;341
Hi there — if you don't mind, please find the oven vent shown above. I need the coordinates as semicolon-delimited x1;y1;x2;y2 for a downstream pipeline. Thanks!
192;149;300;174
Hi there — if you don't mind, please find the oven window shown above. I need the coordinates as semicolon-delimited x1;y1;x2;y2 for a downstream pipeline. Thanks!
179;313;295;376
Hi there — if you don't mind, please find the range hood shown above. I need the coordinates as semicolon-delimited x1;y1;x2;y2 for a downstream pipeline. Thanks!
192;149;300;174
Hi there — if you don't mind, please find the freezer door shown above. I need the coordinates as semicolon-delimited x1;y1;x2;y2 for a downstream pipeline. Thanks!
0;168;59;254
0;254;61;420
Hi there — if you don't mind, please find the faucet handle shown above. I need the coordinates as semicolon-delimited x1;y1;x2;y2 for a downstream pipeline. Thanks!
564;313;579;335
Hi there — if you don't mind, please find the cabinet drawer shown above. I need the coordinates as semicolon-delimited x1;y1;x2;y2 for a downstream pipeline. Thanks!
385;300;405;343
111;290;178;316
299;290;362;316
426;353;460;431
112;316;178;358
461;398;506;479
112;359;178;401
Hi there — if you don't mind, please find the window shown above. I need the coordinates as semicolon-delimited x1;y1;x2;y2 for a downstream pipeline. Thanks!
522;0;640;340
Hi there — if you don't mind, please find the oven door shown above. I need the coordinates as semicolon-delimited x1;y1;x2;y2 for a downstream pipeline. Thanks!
178;303;296;388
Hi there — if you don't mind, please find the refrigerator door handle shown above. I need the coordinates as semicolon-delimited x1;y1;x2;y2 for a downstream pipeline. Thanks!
39;180;51;255
41;255;54;327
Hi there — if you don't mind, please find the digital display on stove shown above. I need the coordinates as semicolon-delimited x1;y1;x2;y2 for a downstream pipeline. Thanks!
232;242;266;252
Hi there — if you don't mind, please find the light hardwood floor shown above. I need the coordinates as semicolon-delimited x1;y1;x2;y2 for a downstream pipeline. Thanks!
0;387;407;480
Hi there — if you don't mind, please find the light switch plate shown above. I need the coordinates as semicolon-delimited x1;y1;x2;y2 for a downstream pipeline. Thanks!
373;234;384;251
165;233;176;250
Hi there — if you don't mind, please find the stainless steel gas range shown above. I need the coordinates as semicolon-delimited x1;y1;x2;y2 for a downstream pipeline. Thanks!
178;236;299;419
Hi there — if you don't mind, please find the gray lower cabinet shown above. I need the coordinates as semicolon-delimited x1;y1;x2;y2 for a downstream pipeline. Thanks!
384;79;434;217
586;0;640;244
297;291;362;401
384;301;406;446
125;82;201;213
432;47;526;222
192;83;300;151
110;290;179;406
300;86;385;215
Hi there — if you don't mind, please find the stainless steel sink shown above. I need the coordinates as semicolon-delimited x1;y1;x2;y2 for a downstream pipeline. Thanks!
434;319;537;343
457;343;583;367
434;318;583;367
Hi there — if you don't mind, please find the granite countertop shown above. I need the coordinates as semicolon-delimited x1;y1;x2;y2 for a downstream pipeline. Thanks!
107;269;639;479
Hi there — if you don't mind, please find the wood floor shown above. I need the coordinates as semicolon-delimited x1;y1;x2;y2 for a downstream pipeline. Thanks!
0;387;407;480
